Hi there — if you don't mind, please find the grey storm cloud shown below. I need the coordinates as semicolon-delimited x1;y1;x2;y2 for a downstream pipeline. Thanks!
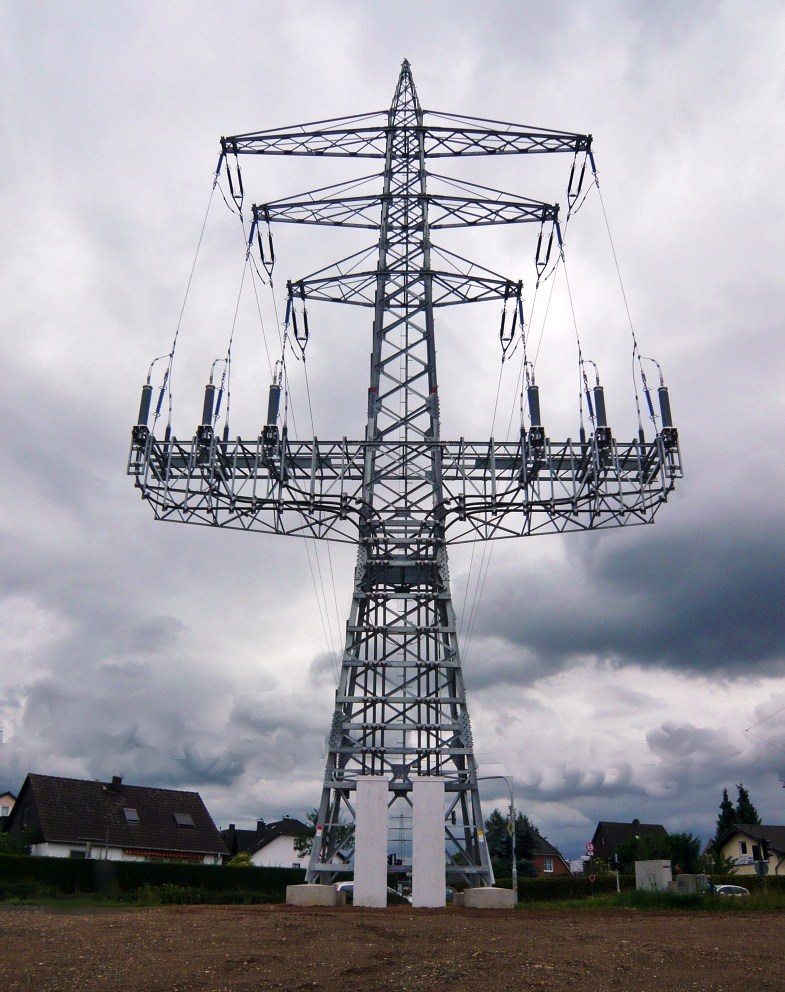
469;515;785;685
2;1;785;854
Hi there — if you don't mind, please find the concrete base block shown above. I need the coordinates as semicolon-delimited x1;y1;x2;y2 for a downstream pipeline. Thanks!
461;887;516;909
286;883;343;907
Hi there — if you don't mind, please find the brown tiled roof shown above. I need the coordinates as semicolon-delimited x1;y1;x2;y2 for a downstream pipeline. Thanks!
13;773;227;856
530;830;566;859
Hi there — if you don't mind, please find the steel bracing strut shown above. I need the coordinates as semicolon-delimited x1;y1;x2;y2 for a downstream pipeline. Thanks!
129;61;681;886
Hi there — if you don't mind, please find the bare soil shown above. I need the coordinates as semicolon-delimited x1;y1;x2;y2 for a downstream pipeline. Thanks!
0;903;783;992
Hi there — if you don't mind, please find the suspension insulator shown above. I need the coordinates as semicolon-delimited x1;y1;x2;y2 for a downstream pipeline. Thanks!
644;387;656;421
593;385;608;427
527;385;542;427
266;383;281;426
658;386;673;428
137;384;153;426
201;384;216;426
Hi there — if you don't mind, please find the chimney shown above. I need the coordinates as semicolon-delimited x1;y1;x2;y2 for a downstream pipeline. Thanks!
110;776;123;792
632;818;640;828
257;819;266;833
228;823;236;831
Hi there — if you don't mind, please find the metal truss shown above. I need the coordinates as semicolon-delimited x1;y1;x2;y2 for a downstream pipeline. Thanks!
128;432;682;545
130;61;681;888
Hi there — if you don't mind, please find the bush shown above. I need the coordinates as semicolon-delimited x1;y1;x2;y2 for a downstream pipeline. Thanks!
0;853;304;903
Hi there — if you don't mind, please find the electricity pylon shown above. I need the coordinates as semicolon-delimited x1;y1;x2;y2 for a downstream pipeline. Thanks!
129;61;681;887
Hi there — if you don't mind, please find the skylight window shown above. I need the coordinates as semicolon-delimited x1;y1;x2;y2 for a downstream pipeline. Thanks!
123;808;140;823
174;812;195;828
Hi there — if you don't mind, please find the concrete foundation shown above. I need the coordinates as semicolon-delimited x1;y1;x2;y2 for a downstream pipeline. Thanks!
354;776;389;908
286;884;344;907
411;776;445;908
460;887;516;909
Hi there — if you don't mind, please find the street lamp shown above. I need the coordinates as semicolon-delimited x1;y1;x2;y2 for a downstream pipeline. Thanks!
478;775;518;896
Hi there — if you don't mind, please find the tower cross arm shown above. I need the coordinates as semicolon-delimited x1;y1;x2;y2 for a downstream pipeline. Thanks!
255;194;559;230
128;431;682;543
221;117;591;160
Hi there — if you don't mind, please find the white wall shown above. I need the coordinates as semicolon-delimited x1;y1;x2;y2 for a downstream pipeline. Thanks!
30;842;220;864
250;835;303;869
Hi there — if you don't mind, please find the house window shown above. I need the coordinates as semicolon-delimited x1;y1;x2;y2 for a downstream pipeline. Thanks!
174;812;195;828
740;842;747;855
292;862;301;869
0;805;9;816
543;857;554;873
124;808;140;824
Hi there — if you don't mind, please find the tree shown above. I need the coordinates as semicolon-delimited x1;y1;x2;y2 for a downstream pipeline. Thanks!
735;783;761;825
484;808;539;878
293;809;352;860
666;832;702;874
714;787;736;847
615;832;670;873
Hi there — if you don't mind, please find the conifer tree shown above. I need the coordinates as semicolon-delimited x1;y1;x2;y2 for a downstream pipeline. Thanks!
714;787;736;846
735;783;761;825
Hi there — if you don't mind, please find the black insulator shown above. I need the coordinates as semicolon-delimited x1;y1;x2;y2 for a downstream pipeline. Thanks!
202;384;216;426
580;426;587;444
638;427;646;444
137;384;153;426
155;386;166;419
658;386;673;428
644;388;656;421
527;385;542;426
266;383;281;426
593;385;608;427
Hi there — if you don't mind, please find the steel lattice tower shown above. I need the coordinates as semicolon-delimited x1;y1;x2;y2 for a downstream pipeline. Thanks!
129;61;681;887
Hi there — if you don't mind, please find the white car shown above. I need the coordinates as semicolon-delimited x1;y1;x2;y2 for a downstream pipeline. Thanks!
714;884;750;897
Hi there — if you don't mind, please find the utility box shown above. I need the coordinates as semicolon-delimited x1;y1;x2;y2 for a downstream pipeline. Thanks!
635;860;672;891
667;873;710;895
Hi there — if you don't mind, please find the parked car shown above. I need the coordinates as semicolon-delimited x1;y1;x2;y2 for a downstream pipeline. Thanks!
714;884;750;897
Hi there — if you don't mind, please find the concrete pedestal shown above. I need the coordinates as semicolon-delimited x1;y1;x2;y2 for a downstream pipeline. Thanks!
460;887;516;909
411;777;445;907
354;776;389;908
286;884;344;906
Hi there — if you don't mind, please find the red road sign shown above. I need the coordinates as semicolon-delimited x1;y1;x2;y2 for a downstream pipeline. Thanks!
586;842;594;854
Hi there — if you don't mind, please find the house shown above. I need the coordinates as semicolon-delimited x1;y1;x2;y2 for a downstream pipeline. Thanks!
5;773;227;864
0;791;16;824
530;830;572;876
708;824;785;876
222;816;309;869
591;819;668;864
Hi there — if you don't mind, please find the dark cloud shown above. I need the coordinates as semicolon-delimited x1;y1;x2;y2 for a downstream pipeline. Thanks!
468;514;785;684
2;1;785;857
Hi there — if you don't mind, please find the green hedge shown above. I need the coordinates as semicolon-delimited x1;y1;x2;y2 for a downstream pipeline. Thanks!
507;872;785;902
509;874;634;901
0;853;304;901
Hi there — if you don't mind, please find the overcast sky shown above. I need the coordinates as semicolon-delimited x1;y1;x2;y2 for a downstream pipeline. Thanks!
1;1;784;859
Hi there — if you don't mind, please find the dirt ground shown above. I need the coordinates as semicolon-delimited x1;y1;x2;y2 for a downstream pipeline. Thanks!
1;903;783;992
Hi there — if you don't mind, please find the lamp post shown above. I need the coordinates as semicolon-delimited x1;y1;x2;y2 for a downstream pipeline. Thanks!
478;775;518;896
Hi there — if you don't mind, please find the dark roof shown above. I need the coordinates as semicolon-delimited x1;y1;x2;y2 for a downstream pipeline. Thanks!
716;824;785;853
592;820;668;852
251;818;309;855
9;773;227;856
530;830;566;860
221;825;264;856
